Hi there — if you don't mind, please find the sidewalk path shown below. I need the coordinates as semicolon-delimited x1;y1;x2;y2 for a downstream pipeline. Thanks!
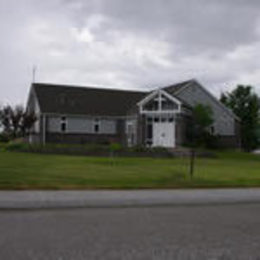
0;188;260;209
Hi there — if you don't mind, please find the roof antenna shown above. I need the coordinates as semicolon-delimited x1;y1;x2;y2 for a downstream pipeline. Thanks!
32;65;37;83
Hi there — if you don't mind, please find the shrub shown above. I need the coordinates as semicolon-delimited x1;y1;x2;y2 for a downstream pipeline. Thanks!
129;145;148;153
0;142;8;151
203;133;220;149
109;143;122;152
5;142;30;151
0;133;10;143
149;146;169;153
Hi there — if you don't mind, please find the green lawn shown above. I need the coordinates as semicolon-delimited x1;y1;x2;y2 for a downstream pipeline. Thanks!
0;150;259;189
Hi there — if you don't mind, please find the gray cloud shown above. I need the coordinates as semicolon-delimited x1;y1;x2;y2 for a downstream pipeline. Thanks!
0;0;260;105
66;0;260;52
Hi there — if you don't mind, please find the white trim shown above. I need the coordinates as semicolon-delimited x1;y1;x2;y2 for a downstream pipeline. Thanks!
160;89;182;106
137;89;181;107
140;110;180;115
137;89;159;107
126;120;136;147
138;89;182;114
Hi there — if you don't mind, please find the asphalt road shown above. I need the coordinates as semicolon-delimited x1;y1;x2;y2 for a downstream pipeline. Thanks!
0;204;260;260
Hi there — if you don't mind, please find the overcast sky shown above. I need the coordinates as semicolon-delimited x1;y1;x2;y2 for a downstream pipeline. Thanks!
1;0;260;105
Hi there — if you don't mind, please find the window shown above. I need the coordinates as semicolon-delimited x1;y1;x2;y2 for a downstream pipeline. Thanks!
210;126;215;134
161;97;178;110
161;117;166;122
61;122;66;132
143;94;159;111
147;124;153;139
141;90;180;113
60;116;67;133
94;119;100;133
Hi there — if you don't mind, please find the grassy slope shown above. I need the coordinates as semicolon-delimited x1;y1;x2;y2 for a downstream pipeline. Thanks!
0;151;259;189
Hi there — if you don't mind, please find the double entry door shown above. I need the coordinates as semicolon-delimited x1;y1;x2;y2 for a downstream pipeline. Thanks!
152;121;175;148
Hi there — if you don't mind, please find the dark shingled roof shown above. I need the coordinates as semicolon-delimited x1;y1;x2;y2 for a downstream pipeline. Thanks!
161;79;195;108
33;83;148;116
162;79;195;95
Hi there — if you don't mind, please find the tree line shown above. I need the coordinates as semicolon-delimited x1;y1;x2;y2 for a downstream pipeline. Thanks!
0;105;36;142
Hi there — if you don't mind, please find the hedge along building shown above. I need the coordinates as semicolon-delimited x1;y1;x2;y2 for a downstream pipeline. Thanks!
26;79;240;148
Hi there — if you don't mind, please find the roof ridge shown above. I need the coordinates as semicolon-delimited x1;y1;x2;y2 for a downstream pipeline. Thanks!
162;79;195;89
33;82;148;94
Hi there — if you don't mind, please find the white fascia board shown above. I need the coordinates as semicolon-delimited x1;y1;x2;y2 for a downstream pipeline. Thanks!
159;89;182;106
137;88;182;107
138;88;182;114
137;89;159;107
140;110;180;114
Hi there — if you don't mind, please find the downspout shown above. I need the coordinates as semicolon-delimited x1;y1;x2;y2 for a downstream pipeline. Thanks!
42;114;46;145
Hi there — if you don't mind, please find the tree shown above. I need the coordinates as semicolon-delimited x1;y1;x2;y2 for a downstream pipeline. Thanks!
0;105;37;140
191;104;214;145
256;98;260;145
188;104;214;178
220;85;259;151
0;106;12;135
20;111;37;136
10;105;24;138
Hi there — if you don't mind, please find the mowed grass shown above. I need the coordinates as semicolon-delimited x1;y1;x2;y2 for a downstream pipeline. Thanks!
0;150;259;189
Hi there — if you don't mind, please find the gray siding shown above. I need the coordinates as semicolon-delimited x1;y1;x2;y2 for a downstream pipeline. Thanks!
101;119;116;134
48;116;61;132
176;83;236;136
67;117;93;133
47;116;116;134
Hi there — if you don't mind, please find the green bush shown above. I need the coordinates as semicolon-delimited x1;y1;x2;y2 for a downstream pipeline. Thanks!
149;146;169;153
5;142;30;151
129;145;148;153
109;143;122;152
0;133;10;143
34;143;110;154
0;142;8;151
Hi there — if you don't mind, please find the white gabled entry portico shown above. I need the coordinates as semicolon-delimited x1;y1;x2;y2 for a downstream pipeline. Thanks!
138;89;181;148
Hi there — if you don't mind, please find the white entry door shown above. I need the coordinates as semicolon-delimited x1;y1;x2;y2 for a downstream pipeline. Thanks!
153;122;175;148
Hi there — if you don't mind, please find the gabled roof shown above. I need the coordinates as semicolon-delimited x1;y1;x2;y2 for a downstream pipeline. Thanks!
31;79;237;119
163;79;239;120
162;79;195;95
161;79;194;108
32;83;147;116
